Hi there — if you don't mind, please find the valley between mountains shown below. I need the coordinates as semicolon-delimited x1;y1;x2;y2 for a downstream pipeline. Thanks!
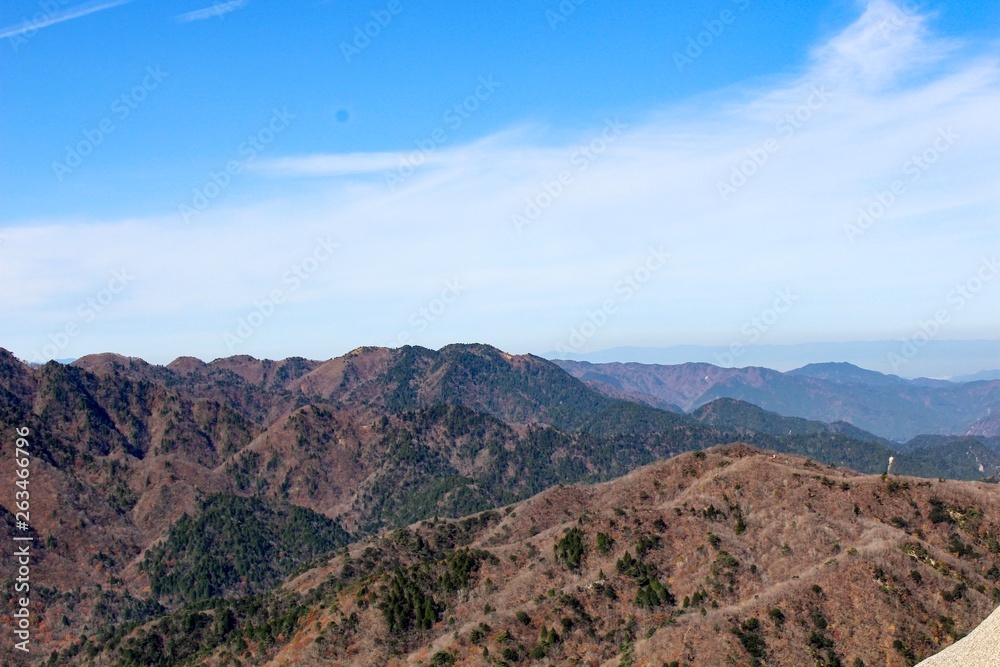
2;343;1000;666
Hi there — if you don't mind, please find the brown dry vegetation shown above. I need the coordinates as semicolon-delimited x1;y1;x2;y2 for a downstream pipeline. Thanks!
4;345;1000;666
171;444;1000;667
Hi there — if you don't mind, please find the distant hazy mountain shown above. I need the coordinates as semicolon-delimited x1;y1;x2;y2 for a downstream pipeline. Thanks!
967;410;1000;437
553;359;1000;441
787;361;911;386
690;396;891;443
545;339;1000;379
954;369;1000;382
688;397;1000;479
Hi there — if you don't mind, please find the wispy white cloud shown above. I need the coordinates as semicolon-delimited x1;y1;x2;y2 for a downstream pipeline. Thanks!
254;128;535;178
257;151;432;177
2;1;998;368
0;0;134;40
176;0;246;23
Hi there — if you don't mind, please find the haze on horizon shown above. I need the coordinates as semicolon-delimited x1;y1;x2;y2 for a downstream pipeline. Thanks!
0;0;997;377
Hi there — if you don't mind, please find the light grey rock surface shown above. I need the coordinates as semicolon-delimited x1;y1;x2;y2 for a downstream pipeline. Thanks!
916;604;1000;666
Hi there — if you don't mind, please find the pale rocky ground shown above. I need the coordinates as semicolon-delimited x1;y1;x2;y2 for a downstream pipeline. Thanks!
917;604;1000;666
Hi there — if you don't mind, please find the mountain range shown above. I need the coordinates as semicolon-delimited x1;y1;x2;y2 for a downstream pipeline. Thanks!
552;359;1000;442
544;340;1000;379
46;445;1000;666
2;343;1000;665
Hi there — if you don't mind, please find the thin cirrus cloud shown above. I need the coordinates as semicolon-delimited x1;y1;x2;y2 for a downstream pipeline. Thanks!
257;151;439;178
0;0;134;39
175;0;247;23
1;0;998;366
253;127;535;180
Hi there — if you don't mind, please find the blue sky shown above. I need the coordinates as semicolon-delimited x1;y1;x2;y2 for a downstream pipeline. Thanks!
0;0;998;375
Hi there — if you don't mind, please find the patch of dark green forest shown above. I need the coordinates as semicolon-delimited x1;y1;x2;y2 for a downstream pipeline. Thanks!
140;494;350;603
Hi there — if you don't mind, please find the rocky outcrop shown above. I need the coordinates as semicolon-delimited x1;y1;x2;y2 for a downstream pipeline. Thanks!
917;604;1000;666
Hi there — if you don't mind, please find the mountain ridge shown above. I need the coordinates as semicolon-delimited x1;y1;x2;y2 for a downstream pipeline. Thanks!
544;339;1000;378
3;343;1000;663
49;444;1000;667
553;358;1000;441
